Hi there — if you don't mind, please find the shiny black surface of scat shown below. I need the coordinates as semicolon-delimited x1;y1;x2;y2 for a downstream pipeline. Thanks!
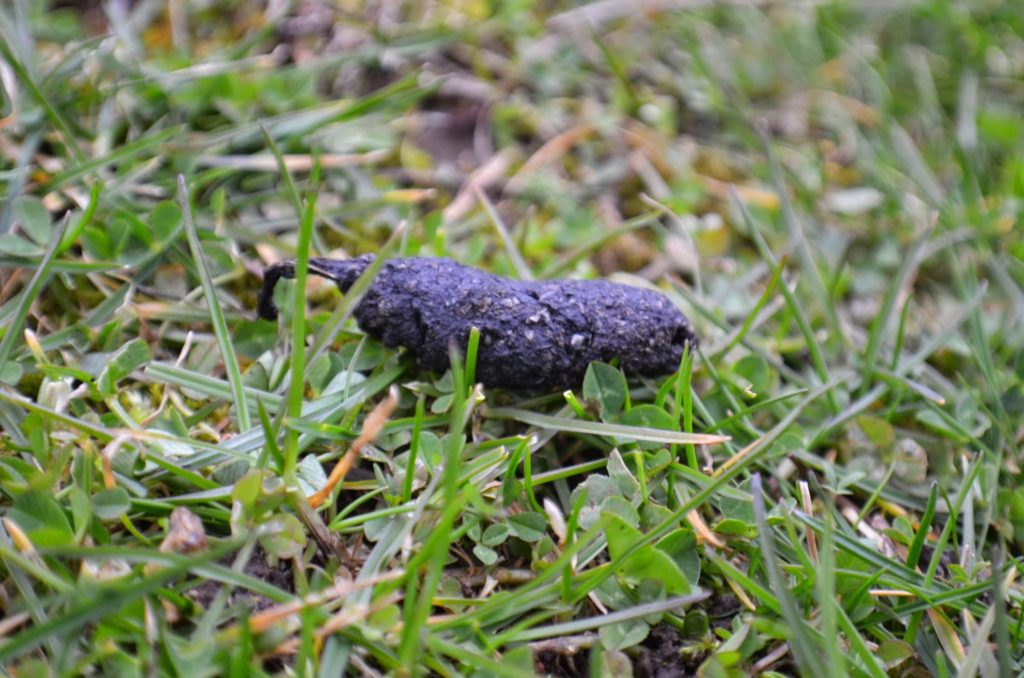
259;255;698;390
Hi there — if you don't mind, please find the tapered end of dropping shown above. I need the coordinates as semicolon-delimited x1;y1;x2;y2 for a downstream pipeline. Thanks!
257;261;295;321
257;255;376;321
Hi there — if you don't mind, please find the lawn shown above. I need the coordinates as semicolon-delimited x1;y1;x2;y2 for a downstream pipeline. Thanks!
1;1;1023;676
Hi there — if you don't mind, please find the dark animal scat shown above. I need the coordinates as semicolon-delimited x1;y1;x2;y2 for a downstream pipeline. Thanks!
258;255;698;390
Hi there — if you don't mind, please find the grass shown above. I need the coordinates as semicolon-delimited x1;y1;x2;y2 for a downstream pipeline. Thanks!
1;1;1023;676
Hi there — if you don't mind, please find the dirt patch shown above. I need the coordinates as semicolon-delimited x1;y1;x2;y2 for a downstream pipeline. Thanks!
707;593;742;632
187;546;294;614
635;624;697;678
534;647;589;676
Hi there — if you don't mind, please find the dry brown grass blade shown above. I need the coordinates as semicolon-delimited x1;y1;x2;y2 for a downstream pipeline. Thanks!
443;148;517;224
308;386;399;509
711;436;761;478
0;611;30;639
0;268;25;306
504;123;597;194
687;509;725;548
799;480;818;563
263;592;404;658
247;571;403;634
194;151;389;171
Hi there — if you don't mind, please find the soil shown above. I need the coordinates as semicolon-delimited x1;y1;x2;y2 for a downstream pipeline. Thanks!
706;593;742;633
532;623;702;677
635;624;695;678
534;647;589;676
186;546;294;614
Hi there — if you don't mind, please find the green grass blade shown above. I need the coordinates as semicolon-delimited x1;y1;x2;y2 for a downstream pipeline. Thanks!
178;175;252;432
486;407;730;446
0;214;67;375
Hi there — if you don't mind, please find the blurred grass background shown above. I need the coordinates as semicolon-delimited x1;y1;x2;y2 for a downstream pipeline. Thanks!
1;0;1024;675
